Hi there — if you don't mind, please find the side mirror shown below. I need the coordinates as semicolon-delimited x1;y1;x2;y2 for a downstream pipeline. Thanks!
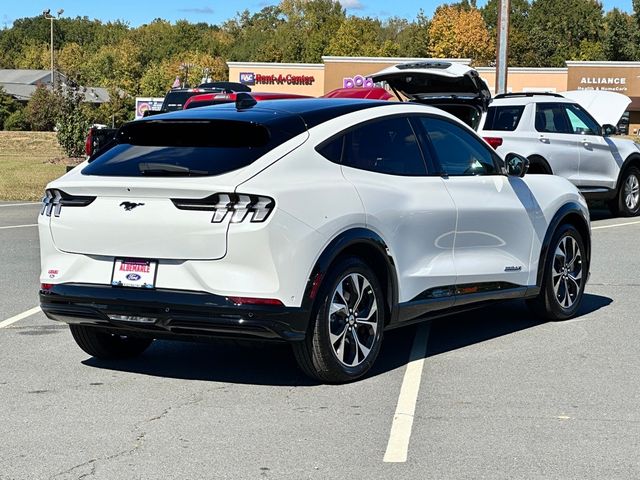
505;153;529;178
602;124;617;136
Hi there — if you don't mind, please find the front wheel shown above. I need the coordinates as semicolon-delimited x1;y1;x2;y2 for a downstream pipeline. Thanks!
527;225;587;321
69;324;153;359
609;167;640;217
293;256;385;383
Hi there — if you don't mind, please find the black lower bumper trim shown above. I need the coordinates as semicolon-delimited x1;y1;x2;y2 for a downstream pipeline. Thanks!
40;284;309;342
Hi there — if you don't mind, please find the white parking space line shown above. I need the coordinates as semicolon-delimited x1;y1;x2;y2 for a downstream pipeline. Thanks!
0;306;41;329
0;202;40;207
592;220;640;231
383;323;431;463
0;224;38;230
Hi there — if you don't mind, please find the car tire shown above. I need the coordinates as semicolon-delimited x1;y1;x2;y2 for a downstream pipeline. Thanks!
526;224;587;321
292;256;385;383
609;166;640;217
69;325;153;359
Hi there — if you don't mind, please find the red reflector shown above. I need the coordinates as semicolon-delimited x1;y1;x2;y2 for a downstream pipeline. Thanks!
309;273;324;300
483;137;503;149
228;296;284;306
458;286;478;295
41;283;53;291
85;130;93;156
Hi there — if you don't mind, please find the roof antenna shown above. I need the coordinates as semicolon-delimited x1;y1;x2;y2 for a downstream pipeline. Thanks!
235;92;257;110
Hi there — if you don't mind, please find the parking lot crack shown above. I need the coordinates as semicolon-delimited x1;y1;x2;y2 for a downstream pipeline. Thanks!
48;394;205;479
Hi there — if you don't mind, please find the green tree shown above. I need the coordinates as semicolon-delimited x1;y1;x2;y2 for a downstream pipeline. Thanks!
57;42;87;83
525;0;604;66
223;7;287;62
56;85;91;157
327;16;398;57
0;86;19;130
279;0;346;62
89;87;134;127
85;38;143;94
25;84;61;131
4;110;30;131
481;0;532;65
395;11;430;58
603;8;638;61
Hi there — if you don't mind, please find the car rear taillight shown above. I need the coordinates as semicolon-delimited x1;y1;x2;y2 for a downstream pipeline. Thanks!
227;296;284;306
85;129;93;156
483;137;503;150
171;193;275;223
41;189;96;217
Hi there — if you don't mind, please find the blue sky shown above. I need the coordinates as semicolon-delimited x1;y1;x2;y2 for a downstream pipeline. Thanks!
1;0;633;29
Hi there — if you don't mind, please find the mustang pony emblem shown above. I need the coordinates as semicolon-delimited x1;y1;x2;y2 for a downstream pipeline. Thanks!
120;202;145;211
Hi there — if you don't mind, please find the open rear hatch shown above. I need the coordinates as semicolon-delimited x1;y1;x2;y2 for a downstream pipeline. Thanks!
46;113;306;260
370;61;492;129
561;90;631;127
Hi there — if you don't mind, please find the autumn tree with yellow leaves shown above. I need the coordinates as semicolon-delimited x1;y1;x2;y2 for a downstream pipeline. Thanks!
428;5;494;65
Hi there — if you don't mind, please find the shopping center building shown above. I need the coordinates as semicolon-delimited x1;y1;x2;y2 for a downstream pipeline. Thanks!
227;57;640;133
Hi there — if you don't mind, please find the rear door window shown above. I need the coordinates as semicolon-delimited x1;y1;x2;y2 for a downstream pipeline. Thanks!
535;103;572;134
483;105;525;131
418;117;500;176
340;116;428;176
82;120;292;177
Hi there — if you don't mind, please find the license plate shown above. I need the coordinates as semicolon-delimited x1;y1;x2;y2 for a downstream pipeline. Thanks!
111;259;157;289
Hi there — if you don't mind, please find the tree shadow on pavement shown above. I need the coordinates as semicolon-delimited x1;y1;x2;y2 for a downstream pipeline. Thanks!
82;293;612;386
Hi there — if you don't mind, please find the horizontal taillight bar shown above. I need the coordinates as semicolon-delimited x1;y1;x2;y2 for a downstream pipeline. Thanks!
41;189;96;217
171;193;275;224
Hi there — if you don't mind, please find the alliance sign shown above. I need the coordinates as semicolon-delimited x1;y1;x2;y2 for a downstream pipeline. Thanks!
568;64;640;95
578;76;628;92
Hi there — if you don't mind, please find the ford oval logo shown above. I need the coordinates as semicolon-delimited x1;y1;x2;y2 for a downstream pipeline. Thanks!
126;273;141;281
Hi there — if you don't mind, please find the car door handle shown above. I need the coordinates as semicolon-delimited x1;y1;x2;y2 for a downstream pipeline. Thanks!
582;140;591;148
539;136;550;144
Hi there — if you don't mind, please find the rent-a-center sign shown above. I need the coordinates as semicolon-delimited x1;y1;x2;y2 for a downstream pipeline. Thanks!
240;72;315;86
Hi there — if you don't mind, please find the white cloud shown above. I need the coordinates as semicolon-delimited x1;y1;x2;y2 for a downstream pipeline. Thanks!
178;6;215;15
338;0;365;10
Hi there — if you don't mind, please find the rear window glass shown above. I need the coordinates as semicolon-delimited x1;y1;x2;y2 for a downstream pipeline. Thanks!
82;120;289;177
161;92;201;111
483;106;525;131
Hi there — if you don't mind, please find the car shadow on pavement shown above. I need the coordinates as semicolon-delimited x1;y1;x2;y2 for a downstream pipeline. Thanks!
82;294;612;386
589;204;613;221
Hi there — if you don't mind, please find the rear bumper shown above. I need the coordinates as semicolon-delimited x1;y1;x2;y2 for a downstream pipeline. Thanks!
40;284;309;342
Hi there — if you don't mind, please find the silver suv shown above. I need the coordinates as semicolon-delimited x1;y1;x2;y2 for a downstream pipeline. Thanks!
478;91;640;216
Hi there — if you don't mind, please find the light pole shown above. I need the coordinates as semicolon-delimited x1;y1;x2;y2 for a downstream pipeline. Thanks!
42;8;64;89
495;0;510;95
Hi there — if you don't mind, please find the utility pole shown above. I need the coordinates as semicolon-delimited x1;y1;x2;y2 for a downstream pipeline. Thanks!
42;8;64;89
495;0;510;95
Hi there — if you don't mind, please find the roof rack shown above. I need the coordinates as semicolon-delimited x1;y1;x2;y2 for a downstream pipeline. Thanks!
494;92;564;99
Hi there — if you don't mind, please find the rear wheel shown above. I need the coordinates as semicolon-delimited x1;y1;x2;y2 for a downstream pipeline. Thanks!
609;167;640;217
293;256;384;383
69;325;153;359
527;224;586;321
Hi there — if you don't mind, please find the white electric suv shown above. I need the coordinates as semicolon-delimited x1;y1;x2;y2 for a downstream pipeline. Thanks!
478;91;640;216
39;96;591;382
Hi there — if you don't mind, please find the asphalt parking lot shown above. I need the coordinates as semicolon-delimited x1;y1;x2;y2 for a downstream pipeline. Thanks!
1;201;639;479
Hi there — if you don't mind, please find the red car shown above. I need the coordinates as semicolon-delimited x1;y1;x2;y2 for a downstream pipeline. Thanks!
183;87;394;109
183;92;313;109
322;87;393;100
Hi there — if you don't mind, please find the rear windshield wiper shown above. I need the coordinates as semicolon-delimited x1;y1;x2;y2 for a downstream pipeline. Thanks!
138;162;208;176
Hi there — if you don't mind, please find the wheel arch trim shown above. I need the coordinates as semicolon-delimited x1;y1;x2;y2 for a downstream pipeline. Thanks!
616;153;640;190
301;228;399;323
536;201;591;287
